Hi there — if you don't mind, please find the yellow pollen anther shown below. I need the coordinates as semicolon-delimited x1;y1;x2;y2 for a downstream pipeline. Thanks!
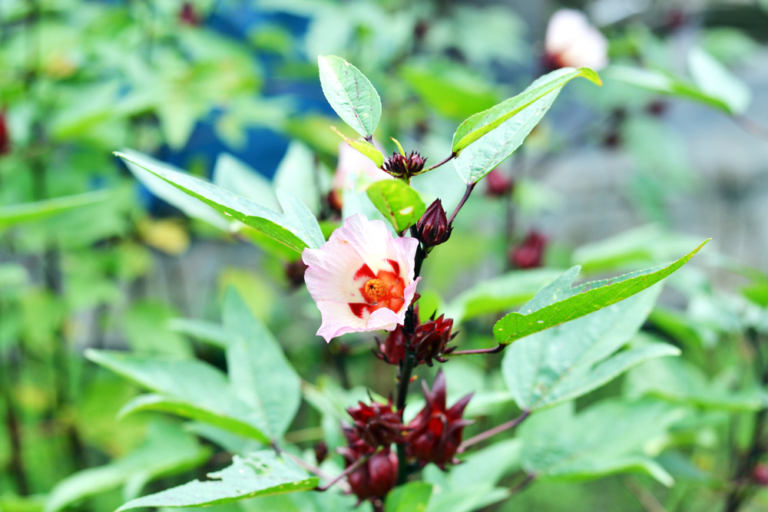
363;279;388;301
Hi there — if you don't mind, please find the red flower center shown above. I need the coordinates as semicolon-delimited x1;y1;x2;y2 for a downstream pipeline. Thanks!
349;261;406;318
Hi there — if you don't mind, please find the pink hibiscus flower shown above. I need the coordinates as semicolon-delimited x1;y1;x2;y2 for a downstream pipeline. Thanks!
545;9;608;71
302;214;420;342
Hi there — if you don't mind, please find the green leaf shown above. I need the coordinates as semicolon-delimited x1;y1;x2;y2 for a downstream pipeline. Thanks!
116;149;322;253
0;191;111;230
502;285;679;411
45;421;210;512
493;240;709;345
86;350;271;443
605;66;733;114
452;67;601;153
688;47;751;115
318;55;381;137
443;269;565;324
123;300;192;358
212;153;279;212
425;485;509;512
273;141;323;216
331;126;384;167
168;318;229;349
223;288;301;439
625;356;768;412
385;482;433;512
366;180;426;233
116;451;318;510
275;189;326;250
519;400;685;486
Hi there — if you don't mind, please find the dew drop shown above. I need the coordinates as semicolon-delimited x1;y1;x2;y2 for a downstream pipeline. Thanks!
537;320;543;324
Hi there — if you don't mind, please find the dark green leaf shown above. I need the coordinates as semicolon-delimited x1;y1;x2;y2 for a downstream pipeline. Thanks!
366;180;426;233
318;55;381;137
117;451;318;510
493;240;708;345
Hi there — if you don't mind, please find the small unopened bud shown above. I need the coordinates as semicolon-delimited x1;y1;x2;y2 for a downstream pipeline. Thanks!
412;199;451;251
327;190;343;216
375;325;407;366
314;441;328;464
0;112;10;156
382;151;427;180
285;260;308;288
509;230;547;269
485;169;514;198
754;464;768;486
646;100;668;117
179;2;201;25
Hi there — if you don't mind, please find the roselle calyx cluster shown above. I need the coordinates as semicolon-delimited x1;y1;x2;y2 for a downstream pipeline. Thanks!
382;151;426;180
375;310;458;367
338;429;398;504
346;399;406;448
412;199;451;252
406;370;473;469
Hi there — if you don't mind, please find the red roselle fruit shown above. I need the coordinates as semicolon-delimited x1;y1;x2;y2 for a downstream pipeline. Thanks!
409;314;457;366
346;399;406;448
485;169;514;198
754;464;768;486
509;230;547;269
0;111;10;156
179;2;201;25
406;370;473;469
375;325;408;366
412;199;451;251
338;429;398;504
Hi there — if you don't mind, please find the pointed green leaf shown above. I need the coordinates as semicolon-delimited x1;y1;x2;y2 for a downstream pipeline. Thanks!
116;451;318;510
385;482;433;512
493;240;709;345
452;67;601;153
224;288;301;439
117;150;322;253
331;126;384;167
212;153;279;211
366;180;426;233
276;189;326;249
519;400;685;486
318;55;381;137
0;191;111;230
502;285;679;411
688;46;751;115
167;318;229;349
85;350;270;443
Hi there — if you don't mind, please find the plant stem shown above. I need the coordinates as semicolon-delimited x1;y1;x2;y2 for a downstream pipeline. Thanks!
458;409;530;452
424;152;456;172
316;454;371;491
450;345;506;356
282;451;334;482
448;183;476;225
395;350;416;484
733;116;768;143
0;346;29;496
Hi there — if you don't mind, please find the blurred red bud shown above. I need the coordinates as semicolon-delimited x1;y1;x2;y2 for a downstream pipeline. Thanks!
485;169;514;198
754;464;768;486
314;441;328;464
509;230;547;269
179;2;201;25
0;112;10;156
284;259;308;288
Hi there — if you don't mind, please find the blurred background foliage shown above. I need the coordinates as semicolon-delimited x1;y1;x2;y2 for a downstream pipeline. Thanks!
1;0;768;511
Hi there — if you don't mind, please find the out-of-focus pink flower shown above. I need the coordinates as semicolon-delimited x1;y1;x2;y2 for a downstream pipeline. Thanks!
332;142;389;191
302;214;420;342
545;9;608;71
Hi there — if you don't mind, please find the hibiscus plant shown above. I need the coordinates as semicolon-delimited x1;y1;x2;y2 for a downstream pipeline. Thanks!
77;56;709;512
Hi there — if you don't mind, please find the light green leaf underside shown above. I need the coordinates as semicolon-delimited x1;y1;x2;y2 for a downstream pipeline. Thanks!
519;400;685;486
385;482;433;512
223;288;302;439
493;240;709;345
117;451;318;510
318;55;381;137
366;180;427;233
502;285;679;411
86;349;271;443
116;150;323;254
452;67;601;153
167;318;229;349
0;191;111;230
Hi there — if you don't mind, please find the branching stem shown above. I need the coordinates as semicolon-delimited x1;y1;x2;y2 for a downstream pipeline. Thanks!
448;183;476;225
316;454;372;492
450;345;506;356
424;152;456;172
458;410;530;452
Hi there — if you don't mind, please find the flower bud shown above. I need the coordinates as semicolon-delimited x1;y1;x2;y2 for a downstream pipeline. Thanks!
0;112;10;156
485;169;514;198
382;151;427;180
509;230;547;269
409;314;457;366
284;259;308;289
754;464;768;486
405;370;473;469
375;325;407;366
346;398;406;448
327;189;343;216
412;199;451;251
314;441;328;464
179;2;201;25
